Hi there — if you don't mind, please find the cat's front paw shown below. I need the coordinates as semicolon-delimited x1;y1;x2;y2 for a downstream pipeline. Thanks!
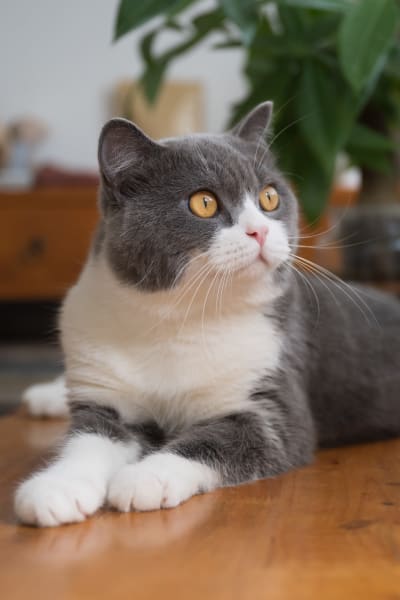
15;472;106;527
107;453;218;512
22;376;68;418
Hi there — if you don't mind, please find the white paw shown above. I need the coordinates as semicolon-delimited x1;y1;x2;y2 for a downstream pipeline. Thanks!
23;376;69;418
15;472;105;527
108;453;218;512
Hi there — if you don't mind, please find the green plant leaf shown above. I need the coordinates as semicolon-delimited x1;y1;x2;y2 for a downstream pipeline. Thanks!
345;123;394;172
140;28;159;65
298;60;357;172
191;8;226;34
220;0;258;45
297;161;333;222
346;149;392;173
167;0;197;19
279;131;334;222
275;0;350;11
140;61;168;104
114;0;195;41
338;0;399;92
277;5;308;38
212;39;242;50
140;8;226;102
347;123;395;153
245;16;311;79
229;67;293;128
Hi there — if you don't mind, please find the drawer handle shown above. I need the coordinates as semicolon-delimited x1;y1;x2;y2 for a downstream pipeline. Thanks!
21;237;46;262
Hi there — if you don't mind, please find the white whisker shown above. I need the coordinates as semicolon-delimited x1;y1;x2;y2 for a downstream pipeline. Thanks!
293;254;380;328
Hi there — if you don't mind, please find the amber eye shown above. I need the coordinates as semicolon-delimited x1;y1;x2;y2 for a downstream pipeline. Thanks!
259;185;280;212
189;191;218;218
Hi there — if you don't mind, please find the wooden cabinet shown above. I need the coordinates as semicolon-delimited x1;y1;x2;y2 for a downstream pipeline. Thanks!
0;187;98;300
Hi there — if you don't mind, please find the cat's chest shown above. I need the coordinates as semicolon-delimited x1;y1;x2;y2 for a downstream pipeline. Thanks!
68;308;282;426
62;264;283;427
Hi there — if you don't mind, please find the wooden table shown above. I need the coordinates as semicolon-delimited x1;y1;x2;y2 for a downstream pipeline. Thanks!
1;411;400;599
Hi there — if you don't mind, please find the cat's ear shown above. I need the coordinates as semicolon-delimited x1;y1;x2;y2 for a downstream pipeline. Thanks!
230;101;273;143
98;118;163;187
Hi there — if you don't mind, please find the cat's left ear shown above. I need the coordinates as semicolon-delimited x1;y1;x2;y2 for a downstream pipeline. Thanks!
230;101;273;143
98;118;163;187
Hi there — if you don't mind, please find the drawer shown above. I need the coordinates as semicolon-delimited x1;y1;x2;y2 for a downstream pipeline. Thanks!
0;207;98;299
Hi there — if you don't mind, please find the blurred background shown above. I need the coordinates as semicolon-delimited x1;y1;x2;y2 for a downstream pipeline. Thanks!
0;0;399;414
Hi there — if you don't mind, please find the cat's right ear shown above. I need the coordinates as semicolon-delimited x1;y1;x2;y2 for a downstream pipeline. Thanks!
230;101;273;144
98;118;162;188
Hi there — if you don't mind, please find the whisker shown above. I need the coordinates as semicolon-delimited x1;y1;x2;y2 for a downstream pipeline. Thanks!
289;201;356;243
177;264;215;336
256;114;310;171
287;262;321;328
218;267;232;320
292;254;380;328
215;267;225;318
222;268;232;316
168;251;209;290
134;257;156;286
168;261;211;310
201;269;221;355
294;236;380;251
294;259;342;313
141;261;213;337
252;126;269;169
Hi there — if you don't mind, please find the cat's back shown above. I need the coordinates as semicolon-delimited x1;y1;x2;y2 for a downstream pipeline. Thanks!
294;272;400;445
297;273;400;353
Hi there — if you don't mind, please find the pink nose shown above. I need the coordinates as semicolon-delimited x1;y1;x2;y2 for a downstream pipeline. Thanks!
246;226;268;247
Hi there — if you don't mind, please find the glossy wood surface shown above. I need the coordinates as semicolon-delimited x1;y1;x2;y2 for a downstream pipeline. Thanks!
0;188;98;299
1;411;400;599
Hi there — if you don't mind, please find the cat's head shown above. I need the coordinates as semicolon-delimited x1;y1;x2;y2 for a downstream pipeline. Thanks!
97;102;298;301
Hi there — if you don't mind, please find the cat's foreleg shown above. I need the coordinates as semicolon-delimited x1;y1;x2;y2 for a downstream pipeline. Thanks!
15;402;138;527
108;408;315;512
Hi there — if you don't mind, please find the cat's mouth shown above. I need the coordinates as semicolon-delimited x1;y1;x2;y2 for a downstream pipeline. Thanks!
258;250;271;267
237;246;289;278
229;251;270;278
206;236;288;279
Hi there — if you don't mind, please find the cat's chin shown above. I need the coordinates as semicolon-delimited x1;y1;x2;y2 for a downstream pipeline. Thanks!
234;256;270;279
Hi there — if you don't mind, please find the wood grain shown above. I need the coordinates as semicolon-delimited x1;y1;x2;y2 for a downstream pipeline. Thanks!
0;188;98;299
1;411;400;599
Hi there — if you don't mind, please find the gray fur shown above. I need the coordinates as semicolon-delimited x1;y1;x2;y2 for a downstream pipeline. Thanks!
69;102;400;487
69;401;130;441
70;401;166;455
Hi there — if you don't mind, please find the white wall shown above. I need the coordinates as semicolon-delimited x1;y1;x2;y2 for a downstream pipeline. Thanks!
0;0;246;169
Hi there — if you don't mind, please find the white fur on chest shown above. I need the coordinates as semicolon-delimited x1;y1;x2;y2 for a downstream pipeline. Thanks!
61;258;282;429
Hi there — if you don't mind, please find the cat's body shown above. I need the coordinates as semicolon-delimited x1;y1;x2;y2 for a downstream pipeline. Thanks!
15;103;400;527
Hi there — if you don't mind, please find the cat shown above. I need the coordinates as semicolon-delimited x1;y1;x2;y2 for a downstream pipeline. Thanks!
15;102;400;527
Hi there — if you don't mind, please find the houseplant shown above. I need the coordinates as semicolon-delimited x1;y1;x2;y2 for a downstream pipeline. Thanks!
113;0;400;223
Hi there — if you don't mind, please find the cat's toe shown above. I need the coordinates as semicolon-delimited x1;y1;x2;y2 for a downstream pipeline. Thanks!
15;474;105;527
108;465;164;512
160;479;192;509
108;453;217;512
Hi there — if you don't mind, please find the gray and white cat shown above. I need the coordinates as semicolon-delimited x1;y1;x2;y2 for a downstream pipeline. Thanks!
15;102;400;527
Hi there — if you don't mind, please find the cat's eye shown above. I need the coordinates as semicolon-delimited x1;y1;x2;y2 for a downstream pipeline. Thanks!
189;191;218;218
259;186;280;212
